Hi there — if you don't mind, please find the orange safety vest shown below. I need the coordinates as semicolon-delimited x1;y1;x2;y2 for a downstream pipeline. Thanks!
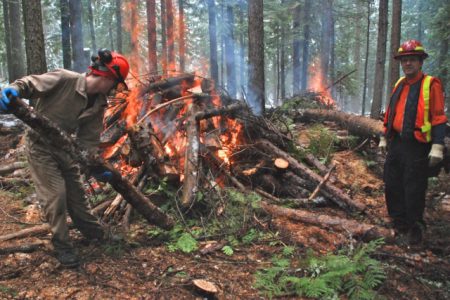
386;75;433;143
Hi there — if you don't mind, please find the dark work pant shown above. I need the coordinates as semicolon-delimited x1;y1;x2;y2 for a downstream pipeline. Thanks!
383;135;431;227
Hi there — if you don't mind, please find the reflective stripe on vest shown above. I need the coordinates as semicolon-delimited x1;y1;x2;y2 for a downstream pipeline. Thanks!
421;75;432;142
390;75;433;143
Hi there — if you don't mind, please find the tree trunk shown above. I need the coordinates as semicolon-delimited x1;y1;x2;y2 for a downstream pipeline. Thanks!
370;0;388;119
160;0;168;74
60;0;71;69
115;0;123;53
301;0;311;91
207;0;219;85
166;0;176;73
247;0;265;115
86;0;96;52
22;0;47;78
238;3;246;95
361;0;371;116
146;0;158;74
8;0;26;81
69;0;85;72
224;5;237;98
130;0;140;74
2;0;13;82
386;0;401;104
292;3;301;94
320;0;332;84
280;0;286;99
178;0;186;72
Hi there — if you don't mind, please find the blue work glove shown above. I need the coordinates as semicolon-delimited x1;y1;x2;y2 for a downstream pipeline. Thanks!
92;169;113;183
0;87;18;112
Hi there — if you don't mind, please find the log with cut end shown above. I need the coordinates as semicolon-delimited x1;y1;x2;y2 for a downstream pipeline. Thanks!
192;279;219;294
7;96;174;230
261;202;394;242
256;139;366;213
274;158;289;169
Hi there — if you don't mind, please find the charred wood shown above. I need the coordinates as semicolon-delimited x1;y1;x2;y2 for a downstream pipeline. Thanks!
139;74;195;95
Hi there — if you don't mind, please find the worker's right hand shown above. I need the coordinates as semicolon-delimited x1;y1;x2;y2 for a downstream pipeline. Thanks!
0;87;18;112
378;136;387;154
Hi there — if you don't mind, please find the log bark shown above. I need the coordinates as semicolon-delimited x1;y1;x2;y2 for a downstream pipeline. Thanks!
140;74;195;95
7;97;174;230
298;109;383;138
256;139;366;212
261;202;394;242
0;177;31;187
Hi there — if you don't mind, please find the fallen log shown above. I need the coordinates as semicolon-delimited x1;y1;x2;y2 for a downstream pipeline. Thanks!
0;161;27;176
139;74;195;95
297;109;383;138
7;96;174;230
256;139;366;213
0;177;31;187
261;202;394;242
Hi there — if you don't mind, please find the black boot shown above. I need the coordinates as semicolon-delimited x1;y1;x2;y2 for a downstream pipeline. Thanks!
54;248;80;268
407;223;424;245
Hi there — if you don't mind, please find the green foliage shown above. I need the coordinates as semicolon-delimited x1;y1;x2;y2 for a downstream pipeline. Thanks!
0;285;17;297
222;245;234;256
175;233;198;253
307;125;338;163
254;239;386;299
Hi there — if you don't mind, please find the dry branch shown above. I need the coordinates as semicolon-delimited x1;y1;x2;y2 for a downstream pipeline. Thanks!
0;161;27;176
0;224;50;242
0;241;46;255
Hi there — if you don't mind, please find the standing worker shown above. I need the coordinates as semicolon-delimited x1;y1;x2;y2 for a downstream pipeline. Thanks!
0;49;130;267
379;40;447;245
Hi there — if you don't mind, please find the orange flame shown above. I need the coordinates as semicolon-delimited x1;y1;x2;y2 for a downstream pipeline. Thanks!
308;57;335;106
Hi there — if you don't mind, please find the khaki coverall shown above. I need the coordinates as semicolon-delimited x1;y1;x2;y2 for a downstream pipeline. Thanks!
11;69;106;249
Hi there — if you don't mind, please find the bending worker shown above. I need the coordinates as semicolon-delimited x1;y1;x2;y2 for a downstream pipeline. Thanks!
379;40;447;245
0;49;129;267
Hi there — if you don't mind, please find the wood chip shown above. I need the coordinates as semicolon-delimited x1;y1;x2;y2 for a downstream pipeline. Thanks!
192;279;218;294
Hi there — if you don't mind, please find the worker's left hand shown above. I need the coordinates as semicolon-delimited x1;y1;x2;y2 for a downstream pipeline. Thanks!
91;168;113;183
428;144;444;167
0;87;18;112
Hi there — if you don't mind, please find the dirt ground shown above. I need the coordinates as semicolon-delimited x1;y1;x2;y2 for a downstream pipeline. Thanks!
0;132;449;299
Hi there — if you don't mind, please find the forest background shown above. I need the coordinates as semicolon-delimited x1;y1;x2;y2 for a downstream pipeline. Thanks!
0;0;449;118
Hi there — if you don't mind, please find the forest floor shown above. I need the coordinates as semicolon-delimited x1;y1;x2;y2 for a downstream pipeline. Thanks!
0;122;449;300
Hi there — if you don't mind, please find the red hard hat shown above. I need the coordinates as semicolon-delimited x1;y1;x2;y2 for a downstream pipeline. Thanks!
88;49;130;84
394;40;429;59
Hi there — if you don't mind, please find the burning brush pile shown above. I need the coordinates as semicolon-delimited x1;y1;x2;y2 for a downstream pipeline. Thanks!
88;72;392;245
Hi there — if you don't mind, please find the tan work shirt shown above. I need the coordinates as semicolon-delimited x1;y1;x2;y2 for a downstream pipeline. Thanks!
11;69;107;151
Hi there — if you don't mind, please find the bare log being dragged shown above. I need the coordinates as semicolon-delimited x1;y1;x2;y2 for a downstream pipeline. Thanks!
0;161;27;176
0;224;50;242
7;96;174;230
256;139;366;212
298;109;383;138
181;102;201;208
261;202;394;242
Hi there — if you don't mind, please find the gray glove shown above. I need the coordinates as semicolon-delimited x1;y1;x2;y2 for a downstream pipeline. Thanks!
428;144;444;167
378;136;387;154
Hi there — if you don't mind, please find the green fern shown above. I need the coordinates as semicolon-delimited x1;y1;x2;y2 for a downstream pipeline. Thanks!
175;233;198;253
222;245;234;256
254;239;386;299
